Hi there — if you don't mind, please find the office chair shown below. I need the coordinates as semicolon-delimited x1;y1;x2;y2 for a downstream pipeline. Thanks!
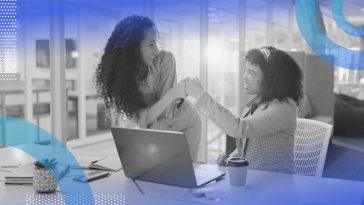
294;118;332;177
225;118;333;177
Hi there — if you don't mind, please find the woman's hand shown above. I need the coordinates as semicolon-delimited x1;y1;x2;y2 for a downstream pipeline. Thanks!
168;77;190;100
216;151;229;166
186;77;205;98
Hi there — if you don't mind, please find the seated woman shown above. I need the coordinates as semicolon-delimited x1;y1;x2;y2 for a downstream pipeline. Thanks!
94;15;201;161
186;46;304;174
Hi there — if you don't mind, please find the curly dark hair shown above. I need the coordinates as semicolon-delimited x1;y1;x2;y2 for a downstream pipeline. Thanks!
94;15;158;119
244;46;304;107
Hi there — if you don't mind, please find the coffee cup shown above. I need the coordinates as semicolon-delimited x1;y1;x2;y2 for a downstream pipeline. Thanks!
227;157;249;187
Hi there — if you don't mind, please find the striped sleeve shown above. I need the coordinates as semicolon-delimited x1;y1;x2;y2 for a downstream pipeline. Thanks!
195;92;297;138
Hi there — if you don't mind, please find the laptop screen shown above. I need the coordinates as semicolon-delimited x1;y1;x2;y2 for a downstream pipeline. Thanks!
111;128;198;188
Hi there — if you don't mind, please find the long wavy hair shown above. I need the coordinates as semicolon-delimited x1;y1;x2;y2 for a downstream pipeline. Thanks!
244;46;304;107
94;15;158;119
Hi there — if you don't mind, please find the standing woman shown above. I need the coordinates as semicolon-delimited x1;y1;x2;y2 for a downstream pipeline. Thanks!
94;15;201;161
186;46;303;174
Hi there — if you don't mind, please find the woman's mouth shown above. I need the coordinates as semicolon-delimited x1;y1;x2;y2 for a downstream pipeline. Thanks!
244;83;250;89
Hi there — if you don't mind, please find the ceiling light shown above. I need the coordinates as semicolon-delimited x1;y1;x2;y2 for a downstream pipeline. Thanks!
71;51;78;58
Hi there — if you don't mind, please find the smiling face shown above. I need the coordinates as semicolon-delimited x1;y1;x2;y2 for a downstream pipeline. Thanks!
140;27;159;66
242;61;263;96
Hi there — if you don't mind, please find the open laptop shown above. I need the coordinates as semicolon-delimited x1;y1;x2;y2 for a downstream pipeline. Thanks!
111;127;225;188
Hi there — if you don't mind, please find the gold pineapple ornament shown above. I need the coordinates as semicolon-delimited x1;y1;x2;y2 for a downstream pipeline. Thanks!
33;158;58;193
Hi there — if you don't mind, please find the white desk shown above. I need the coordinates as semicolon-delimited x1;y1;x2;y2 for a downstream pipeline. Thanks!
1;144;364;205
0;145;200;205
136;166;364;205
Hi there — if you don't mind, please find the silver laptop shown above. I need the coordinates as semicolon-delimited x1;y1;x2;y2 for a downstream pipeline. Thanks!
111;127;225;188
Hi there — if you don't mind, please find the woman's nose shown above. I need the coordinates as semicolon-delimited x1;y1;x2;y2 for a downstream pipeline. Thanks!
242;73;248;80
154;45;160;55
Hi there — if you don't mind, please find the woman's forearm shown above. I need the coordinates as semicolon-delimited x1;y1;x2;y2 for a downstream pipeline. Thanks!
138;78;187;129
147;91;175;124
138;90;176;128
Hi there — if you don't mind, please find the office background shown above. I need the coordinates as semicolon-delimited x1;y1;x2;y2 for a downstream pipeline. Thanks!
1;0;364;180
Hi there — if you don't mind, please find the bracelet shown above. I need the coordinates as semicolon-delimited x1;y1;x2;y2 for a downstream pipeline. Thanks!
185;81;188;97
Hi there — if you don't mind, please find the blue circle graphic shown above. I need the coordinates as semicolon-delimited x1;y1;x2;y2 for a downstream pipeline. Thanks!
0;115;95;205
296;0;364;70
332;0;364;37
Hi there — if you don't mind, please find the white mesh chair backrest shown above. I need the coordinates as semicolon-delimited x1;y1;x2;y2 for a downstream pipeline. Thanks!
294;118;333;177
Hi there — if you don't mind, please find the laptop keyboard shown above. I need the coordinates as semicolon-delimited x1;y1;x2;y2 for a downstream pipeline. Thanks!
195;174;204;181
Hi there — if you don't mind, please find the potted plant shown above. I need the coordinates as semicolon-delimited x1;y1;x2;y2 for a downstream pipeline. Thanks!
33;158;58;193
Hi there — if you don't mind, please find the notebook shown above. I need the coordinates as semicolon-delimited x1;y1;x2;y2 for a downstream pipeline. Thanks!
69;156;122;172
5;162;70;185
111;127;226;188
1;162;21;168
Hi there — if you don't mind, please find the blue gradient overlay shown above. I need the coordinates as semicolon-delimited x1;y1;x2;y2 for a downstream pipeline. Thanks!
0;0;16;77
3;0;364;204
332;0;364;37
1;115;95;205
296;0;364;70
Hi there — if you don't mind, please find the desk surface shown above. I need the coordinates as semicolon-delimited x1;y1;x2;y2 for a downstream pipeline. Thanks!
1;144;364;205
0;144;199;205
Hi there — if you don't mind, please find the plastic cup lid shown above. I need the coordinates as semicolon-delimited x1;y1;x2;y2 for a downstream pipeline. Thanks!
227;157;249;167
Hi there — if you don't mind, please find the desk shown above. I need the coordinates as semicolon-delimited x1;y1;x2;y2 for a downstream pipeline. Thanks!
67;91;99;139
67;91;98;114
0;86;50;116
0;144;199;205
1;144;364;205
0;87;50;147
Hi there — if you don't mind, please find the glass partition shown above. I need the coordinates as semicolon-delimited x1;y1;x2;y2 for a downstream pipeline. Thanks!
65;1;144;140
154;0;201;81
272;5;289;49
205;0;239;163
0;0;53;146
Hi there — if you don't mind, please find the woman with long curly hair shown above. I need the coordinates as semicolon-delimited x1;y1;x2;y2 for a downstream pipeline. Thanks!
186;46;304;174
94;15;201;161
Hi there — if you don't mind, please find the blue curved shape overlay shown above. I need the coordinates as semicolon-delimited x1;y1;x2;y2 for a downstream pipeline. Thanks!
332;0;364;37
296;0;364;70
0;115;95;205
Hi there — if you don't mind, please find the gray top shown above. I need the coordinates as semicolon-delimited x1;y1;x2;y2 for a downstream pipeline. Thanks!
196;92;297;174
128;51;201;161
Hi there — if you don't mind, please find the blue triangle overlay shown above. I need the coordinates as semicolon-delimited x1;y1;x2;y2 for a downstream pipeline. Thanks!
0;115;95;205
